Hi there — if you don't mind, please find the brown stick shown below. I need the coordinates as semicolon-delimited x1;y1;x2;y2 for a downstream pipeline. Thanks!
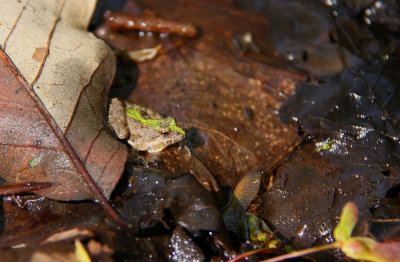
104;11;197;38
0;182;56;196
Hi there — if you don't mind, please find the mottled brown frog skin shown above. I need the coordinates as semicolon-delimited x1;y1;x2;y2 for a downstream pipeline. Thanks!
108;98;185;153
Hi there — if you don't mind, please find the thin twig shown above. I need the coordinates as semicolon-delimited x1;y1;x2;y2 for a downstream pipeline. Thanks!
0;182;56;196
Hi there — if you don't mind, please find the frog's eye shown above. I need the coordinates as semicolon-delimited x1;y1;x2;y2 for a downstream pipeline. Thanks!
162;131;170;137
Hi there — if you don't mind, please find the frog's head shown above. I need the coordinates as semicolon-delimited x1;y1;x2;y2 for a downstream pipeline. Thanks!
125;105;185;153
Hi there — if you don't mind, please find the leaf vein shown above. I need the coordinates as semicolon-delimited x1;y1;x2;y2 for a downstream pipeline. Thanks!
0;100;35;109
64;52;109;134
0;143;61;152
2;0;30;50
83;127;104;164
30;0;65;88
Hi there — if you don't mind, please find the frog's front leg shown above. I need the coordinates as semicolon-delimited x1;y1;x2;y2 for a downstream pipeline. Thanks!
108;98;130;140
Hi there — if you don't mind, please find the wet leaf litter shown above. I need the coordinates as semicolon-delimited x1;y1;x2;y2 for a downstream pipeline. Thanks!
0;0;399;261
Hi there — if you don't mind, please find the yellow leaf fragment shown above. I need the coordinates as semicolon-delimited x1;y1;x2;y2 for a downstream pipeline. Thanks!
333;202;359;241
75;239;92;262
233;170;262;209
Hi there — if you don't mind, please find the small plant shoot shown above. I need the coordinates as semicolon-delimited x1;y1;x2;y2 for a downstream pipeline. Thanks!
314;139;333;152
230;202;400;262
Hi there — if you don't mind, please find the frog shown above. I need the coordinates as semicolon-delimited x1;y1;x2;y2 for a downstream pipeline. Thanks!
108;98;185;153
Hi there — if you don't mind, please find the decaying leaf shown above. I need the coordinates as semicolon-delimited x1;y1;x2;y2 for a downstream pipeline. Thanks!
0;0;127;200
223;171;262;239
165;175;226;234
232;170;262;209
169;226;205;261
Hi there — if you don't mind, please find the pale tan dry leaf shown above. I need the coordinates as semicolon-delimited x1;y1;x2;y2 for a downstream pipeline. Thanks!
0;0;105;132
41;228;94;244
31;251;79;262
127;44;162;62
0;0;127;200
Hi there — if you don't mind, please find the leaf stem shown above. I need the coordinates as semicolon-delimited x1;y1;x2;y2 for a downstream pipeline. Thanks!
260;242;340;262
228;247;278;262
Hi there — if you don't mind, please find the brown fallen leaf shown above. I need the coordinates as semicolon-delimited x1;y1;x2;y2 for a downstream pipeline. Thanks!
96;0;306;200
0;0;127;205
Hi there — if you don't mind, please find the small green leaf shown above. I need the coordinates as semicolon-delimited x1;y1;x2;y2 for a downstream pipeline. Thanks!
28;156;41;168
315;139;333;152
333;202;359;241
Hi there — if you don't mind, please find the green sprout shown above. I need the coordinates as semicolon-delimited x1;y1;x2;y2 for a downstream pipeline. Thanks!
248;215;272;244
126;108;185;134
315;139;333;152
229;202;398;262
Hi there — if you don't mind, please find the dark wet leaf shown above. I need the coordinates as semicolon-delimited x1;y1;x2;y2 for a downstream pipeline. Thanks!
112;167;232;259
280;62;400;166
261;61;400;248
114;165;168;231
169;226;205;261
0;195;104;248
142;145;221;194
260;142;399;249
234;0;363;76
165;175;226;235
